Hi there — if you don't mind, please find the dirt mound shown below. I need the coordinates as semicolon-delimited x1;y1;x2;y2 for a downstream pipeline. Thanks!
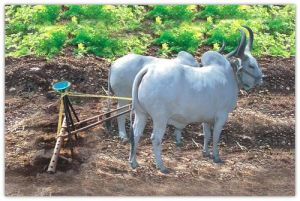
5;53;110;95
5;52;295;196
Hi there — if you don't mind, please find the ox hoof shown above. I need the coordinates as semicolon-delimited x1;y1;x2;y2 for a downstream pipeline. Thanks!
202;151;210;158
213;157;224;164
130;161;139;169
159;167;170;174
176;141;183;147
105;121;112;132
120;137;129;143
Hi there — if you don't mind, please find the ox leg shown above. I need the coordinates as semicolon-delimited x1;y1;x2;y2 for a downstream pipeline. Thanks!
129;111;147;169
117;99;129;141
203;123;212;158
174;128;183;147
212;114;228;163
151;120;168;173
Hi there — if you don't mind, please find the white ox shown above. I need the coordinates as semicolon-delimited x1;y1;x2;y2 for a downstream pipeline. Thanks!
107;51;199;144
129;26;263;173
107;44;225;144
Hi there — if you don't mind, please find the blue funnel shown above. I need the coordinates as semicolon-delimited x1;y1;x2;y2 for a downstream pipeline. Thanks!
52;81;71;92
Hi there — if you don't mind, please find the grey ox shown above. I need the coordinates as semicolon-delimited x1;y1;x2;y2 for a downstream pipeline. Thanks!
129;26;263;173
107;44;225;145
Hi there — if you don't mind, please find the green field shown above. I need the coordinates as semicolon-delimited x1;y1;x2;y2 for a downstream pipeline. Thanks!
5;5;296;59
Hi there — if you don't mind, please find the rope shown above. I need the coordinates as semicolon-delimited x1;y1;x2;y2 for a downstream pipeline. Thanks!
65;92;132;101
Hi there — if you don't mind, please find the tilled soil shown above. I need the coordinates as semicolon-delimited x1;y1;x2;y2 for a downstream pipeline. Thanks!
4;50;295;196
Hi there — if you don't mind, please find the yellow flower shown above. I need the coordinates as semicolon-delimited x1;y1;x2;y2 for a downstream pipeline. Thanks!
207;16;213;24
162;43;169;50
104;5;115;10
34;5;45;11
232;20;241;29
78;43;85;51
187;5;197;11
213;43;220;51
71;16;78;24
195;32;203;39
44;32;52;38
155;16;162;25
239;5;250;10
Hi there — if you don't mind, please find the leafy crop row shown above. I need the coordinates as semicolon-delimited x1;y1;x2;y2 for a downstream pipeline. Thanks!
5;5;295;58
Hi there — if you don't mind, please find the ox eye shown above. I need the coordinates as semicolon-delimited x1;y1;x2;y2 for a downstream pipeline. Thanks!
249;65;255;69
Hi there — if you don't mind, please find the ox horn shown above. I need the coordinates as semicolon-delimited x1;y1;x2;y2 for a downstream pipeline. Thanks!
236;29;247;58
242;25;254;52
225;29;247;58
217;40;226;53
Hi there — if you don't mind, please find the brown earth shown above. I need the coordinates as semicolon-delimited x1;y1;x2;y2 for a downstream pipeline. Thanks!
4;49;295;196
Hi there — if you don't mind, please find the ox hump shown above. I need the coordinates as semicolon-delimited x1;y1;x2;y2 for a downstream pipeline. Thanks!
201;51;229;67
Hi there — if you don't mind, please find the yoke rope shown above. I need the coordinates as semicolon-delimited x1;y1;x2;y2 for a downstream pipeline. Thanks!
65;92;132;101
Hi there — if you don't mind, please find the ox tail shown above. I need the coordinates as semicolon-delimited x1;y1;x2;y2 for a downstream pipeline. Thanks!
129;67;148;150
105;68;113;132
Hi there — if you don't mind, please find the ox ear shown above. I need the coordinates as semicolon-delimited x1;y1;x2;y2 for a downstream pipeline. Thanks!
242;25;254;53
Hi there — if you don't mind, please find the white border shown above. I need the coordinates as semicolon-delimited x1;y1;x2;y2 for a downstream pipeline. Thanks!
0;1;298;201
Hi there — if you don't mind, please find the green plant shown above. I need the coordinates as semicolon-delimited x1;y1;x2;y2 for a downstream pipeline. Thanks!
70;27;93;46
62;5;84;18
109;5;146;31
265;5;295;35
75;43;88;56
82;5;106;19
62;5;112;22
198;5;247;19
205;19;245;52
88;34;124;57
35;29;67;58
148;5;195;21
155;28;200;54
6;33;30;57
122;34;152;54
71;27;124;57
253;32;295;57
5;5;37;34
33;5;61;24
